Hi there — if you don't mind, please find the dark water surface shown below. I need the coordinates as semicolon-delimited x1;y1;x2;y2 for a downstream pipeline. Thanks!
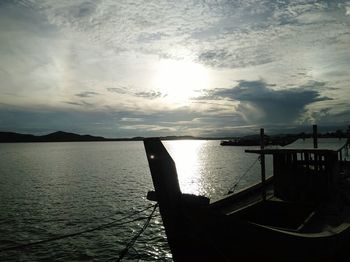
0;141;265;261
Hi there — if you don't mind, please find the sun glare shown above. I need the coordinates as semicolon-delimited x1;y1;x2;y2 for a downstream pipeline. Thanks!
153;59;210;103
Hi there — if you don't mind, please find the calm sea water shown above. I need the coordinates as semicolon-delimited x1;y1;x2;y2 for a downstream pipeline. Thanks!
0;140;268;261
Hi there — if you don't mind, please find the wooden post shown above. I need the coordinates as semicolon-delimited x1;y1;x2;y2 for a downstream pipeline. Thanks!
348;125;350;152
313;124;318;149
260;128;266;200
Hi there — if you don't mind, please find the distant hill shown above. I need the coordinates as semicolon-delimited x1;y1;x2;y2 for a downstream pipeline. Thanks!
1;129;348;143
0;131;108;143
0;132;38;143
0;130;227;143
39;131;107;142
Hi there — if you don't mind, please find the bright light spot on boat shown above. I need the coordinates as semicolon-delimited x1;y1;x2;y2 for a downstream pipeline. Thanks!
152;59;210;104
164;140;206;195
150;154;155;159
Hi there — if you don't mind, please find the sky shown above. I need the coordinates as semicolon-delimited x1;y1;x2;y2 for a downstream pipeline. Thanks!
0;0;349;138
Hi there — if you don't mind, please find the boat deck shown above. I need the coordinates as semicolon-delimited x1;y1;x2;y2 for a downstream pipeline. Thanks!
210;176;350;237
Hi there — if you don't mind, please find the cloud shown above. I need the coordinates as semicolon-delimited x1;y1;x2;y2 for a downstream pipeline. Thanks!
106;87;129;94
119;124;177;133
0;1;64;97
193;1;350;70
75;91;99;98
134;91;164;99
120;117;142;122
0;105;112;136
106;87;164;100
205;80;332;125
197;47;274;68
63;100;93;107
114;106;247;137
137;32;168;43
1;1;349;137
7;0;350;72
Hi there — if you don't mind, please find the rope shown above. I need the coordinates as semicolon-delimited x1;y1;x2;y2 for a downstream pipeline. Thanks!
0;204;157;253
116;203;158;262
227;157;259;194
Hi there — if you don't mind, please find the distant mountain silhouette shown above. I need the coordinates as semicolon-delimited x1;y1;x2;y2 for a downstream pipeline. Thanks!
39;131;106;142
0;132;37;143
0;131;108;143
1;128;348;143
0;131;218;143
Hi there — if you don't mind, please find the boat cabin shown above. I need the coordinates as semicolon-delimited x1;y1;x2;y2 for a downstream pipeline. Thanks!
246;138;350;204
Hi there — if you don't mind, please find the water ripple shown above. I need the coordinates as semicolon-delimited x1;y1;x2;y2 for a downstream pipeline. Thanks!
0;141;265;261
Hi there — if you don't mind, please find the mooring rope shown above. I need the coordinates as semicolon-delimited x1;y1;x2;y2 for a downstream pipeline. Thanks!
116;203;158;262
227;157;259;195
0;204;157;253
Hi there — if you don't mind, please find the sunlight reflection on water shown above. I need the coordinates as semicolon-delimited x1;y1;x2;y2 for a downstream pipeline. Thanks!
163;140;270;200
164;140;206;195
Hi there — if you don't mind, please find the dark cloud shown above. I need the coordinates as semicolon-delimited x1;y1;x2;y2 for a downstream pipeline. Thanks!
106;87;164;99
205;80;332;124
134;91;164;99
112;107;247;137
73;2;96;18
63;100;93;107
107;87;164;100
0;106;189;138
0;106;110;136
0;106;225;138
63;101;83;106
197;49;229;67
309;105;350;126
75;91;99;98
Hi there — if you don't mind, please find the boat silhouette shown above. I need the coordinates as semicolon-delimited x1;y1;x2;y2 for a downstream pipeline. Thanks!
144;126;350;261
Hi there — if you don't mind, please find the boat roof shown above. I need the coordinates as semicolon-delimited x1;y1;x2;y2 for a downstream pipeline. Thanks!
284;138;348;151
246;138;349;154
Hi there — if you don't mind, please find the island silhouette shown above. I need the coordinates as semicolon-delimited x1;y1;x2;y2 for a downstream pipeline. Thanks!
0;131;196;143
0;129;348;144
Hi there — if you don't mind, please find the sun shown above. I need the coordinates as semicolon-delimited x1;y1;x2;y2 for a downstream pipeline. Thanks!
152;59;210;104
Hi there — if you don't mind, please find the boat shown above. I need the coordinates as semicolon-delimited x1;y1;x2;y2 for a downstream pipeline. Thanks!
220;137;261;146
220;139;260;146
144;126;350;261
220;134;297;146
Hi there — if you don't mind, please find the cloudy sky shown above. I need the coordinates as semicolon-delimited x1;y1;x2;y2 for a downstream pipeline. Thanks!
0;0;349;137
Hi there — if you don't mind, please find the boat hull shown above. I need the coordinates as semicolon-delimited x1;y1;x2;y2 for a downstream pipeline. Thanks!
144;138;350;262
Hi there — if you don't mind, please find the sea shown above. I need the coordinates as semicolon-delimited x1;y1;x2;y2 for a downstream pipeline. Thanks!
0;140;271;261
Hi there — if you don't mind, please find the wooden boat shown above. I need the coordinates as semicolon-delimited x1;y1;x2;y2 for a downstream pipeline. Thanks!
144;128;350;262
220;139;260;146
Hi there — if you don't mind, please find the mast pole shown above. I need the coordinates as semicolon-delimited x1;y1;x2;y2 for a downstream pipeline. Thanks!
260;128;266;201
313;124;318;149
